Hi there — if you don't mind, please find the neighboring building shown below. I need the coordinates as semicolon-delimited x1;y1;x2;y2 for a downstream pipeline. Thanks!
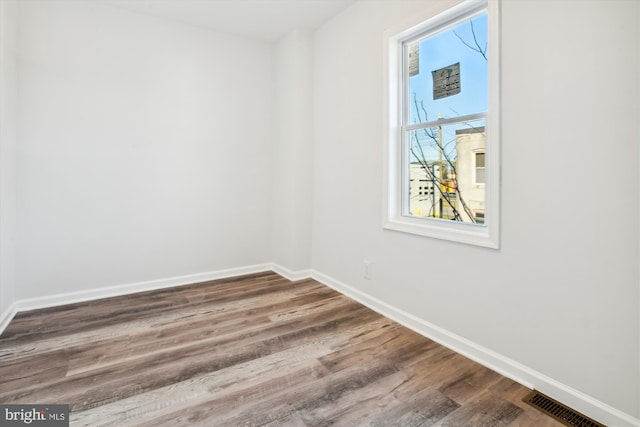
409;163;439;217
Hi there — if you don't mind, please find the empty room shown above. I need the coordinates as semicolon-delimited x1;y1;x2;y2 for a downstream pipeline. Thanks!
0;0;639;426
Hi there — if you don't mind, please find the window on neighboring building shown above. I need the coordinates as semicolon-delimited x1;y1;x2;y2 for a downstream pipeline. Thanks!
475;151;485;185
384;0;500;248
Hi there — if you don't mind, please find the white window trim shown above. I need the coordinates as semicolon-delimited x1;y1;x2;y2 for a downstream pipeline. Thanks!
382;0;500;249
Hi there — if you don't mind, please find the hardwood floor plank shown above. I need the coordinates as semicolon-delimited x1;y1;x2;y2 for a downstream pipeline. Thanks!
71;348;333;426
366;386;461;427
438;361;503;404
0;350;70;390
201;363;400;426
318;322;427;372
0;273;564;426
432;392;524;427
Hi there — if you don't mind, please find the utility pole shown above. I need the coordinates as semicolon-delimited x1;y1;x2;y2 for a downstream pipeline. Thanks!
431;164;436;218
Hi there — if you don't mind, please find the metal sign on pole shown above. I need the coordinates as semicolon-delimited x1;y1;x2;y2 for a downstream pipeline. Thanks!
432;62;461;100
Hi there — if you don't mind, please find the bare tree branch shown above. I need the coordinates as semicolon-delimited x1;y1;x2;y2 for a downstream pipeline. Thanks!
453;20;487;61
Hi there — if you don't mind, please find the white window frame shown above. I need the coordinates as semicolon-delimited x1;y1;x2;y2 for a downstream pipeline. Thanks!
383;0;500;249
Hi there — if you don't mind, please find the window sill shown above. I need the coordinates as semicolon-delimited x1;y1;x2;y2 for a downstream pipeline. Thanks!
383;216;499;249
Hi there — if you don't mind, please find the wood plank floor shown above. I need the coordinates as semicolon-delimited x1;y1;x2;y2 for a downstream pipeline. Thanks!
0;272;564;426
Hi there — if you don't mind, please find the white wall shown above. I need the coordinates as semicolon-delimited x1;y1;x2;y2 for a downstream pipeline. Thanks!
0;0;18;318
272;30;313;274
16;1;274;299
312;0;639;423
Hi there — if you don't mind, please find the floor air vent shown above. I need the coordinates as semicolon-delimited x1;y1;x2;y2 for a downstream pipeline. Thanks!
523;391;606;427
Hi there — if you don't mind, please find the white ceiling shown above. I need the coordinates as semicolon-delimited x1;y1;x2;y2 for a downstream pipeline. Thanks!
97;0;357;42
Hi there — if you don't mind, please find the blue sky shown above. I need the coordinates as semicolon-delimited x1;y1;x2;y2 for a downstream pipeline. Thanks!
408;13;488;124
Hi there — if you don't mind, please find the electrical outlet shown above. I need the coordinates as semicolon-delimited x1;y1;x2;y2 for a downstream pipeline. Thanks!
363;260;372;280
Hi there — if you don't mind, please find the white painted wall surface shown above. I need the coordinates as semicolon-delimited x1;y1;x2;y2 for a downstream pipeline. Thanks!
0;0;18;317
272;30;313;274
16;1;274;298
312;0;639;421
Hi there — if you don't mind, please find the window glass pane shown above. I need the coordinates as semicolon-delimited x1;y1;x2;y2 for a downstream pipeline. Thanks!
407;13;487;125
407;120;486;223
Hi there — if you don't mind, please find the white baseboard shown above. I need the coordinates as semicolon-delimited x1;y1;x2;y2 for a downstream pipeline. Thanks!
270;264;312;282
0;301;18;337
310;270;640;427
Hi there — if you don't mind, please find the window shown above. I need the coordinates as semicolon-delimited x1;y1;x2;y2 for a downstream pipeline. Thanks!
383;0;500;248
475;151;485;185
